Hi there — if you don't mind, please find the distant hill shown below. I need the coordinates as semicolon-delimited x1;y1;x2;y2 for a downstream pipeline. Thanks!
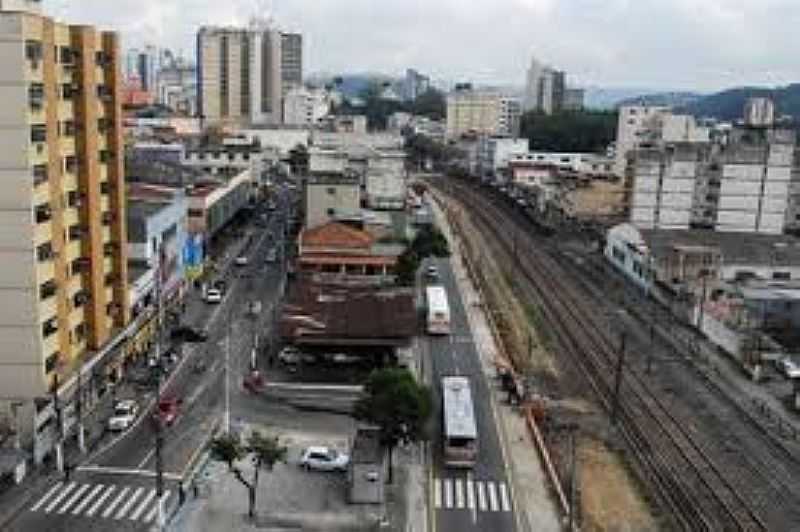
583;87;667;110
681;84;800;120
617;91;704;109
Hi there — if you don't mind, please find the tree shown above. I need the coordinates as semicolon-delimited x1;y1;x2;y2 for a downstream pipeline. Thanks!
410;88;446;120
354;368;432;483
210;431;288;519
520;111;618;153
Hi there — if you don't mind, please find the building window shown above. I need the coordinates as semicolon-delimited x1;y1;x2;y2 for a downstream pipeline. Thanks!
25;40;43;63
67;190;82;208
327;208;335;216
105;272;116;286
35;203;52;224
33;164;48;186
61;120;75;137
68;224;83;241
327;187;336;195
42;317;58;338
73;290;89;308
29;83;44;110
36;242;54;262
44;352;58;374
30;124;47;143
773;271;791;281
188;208;204;217
59;46;75;65
100;181;111;195
39;279;57;301
73;323;87;343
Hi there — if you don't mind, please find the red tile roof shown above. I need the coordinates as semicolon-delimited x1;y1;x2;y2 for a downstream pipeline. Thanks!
301;222;374;250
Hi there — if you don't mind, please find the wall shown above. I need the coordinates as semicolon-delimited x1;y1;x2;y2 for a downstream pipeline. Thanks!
304;181;360;229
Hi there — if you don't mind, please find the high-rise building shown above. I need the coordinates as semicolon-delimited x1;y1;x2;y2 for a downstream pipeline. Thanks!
0;1;129;446
446;88;521;139
523;57;544;112
563;88;585;111
539;68;565;115
197;21;302;126
744;97;775;128
280;32;302;96
404;68;430;101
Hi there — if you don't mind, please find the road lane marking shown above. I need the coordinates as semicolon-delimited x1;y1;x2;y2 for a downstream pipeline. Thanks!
454;478;464;508
102;486;130;518
476;481;487;512
115;486;144;519
30;482;63;512
44;482;76;513
137;449;155;468
433;478;442;508
487;481;499;512
71;484;104;515
143;491;171;523
466;475;476;523
129;489;156;521
443;478;453;508
57;483;90;514
85;485;116;517
500;482;511;512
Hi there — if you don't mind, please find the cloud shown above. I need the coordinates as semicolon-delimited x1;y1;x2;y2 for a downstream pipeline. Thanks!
49;0;800;91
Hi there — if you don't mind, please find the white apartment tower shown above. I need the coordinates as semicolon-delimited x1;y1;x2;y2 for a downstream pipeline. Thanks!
197;20;301;125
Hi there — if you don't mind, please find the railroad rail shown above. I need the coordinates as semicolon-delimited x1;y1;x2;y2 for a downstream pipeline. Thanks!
433;177;800;531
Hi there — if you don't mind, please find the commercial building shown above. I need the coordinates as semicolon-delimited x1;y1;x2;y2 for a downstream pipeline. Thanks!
613;104;672;176
403;68;430;101
523;56;570;115
283;86;330;126
563;88;584;111
477;136;529;177
0;1;129;458
157;55;196;116
303;174;361;229
744;97;775;128
446;89;521;139
186;169;253;240
280;32;302;97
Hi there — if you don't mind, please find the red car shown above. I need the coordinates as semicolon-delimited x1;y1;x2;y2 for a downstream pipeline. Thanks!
155;397;182;427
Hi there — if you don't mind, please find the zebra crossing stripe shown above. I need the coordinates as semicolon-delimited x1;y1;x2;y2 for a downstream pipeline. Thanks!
72;484;104;515
44;482;76;514
143;491;170;524
443;479;453;509
476;481;487;511
499;482;511;512
466;478;475;512
30;482;63;512
57;484;91;514
129;489;156;521
115;486;144;520
487;481;499;512
102;486;130;518
433;478;442;508
85;485;115;517
454;479;465;509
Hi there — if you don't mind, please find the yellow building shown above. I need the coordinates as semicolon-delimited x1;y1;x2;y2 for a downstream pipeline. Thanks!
0;0;129;409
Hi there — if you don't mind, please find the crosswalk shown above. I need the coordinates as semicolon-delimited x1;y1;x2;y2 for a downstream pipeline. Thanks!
29;481;172;524
433;477;512;513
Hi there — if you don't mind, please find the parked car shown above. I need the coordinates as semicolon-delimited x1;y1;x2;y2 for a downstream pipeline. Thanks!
235;256;249;266
299;446;350;472
107;400;138;431
171;326;208;343
326;352;361;365
776;356;800;379
155;397;182;427
278;346;315;365
205;288;222;304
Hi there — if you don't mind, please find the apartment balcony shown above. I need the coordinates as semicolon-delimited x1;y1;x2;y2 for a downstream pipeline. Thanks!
35;203;52;224
33;164;48;188
41;318;58;339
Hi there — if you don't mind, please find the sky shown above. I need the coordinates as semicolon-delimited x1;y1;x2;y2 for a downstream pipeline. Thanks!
50;0;800;92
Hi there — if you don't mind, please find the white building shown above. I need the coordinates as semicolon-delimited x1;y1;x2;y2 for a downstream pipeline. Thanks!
283;87;330;126
511;151;614;178
614;105;672;176
744;97;775;128
446;89;521;139
523;56;566;115
477;136;529;176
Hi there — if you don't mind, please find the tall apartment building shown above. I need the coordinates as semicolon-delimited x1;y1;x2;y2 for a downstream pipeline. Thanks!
403;68;430;101
629;126;800;234
0;1;129;441
614;104;672;176
523;56;566;115
446;89;521;139
197;22;302;126
280;32;302;97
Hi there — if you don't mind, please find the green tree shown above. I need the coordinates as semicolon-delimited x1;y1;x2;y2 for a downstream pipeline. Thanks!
354;368;432;483
520;110;618;153
210;431;288;519
410;88;446;120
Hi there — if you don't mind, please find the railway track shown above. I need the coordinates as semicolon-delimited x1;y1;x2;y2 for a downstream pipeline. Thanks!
433;178;800;531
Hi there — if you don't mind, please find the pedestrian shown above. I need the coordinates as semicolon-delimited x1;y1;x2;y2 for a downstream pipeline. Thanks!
192;480;199;498
179;484;186;505
64;462;71;482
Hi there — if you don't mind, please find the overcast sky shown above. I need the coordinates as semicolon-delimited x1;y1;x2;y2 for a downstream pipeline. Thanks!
51;0;800;92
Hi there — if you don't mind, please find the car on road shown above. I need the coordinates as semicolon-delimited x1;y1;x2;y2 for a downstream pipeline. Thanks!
171;325;208;343
107;400;139;431
299;446;350;472
235;256;249;266
776;356;800;378
278;346;315;365
426;265;439;280
326;352;361;365
265;249;278;263
155;397;182;427
205;288;223;304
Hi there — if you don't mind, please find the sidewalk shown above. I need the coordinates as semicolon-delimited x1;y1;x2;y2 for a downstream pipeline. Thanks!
429;192;562;532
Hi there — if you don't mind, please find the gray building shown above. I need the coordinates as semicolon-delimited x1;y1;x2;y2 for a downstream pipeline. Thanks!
280;32;302;97
303;174;361;229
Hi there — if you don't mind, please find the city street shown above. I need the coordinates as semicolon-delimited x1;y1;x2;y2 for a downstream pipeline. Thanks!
4;185;296;532
421;257;517;532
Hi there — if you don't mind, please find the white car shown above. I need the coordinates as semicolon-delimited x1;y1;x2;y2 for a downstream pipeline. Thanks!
777;357;800;379
299;446;350;472
235;256;249;266
108;400;138;431
278;346;316;365
205;288;222;304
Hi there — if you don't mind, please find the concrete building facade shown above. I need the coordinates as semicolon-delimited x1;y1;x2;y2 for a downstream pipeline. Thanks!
446;89;521;139
303;175;361;229
0;3;129;457
283;86;329;126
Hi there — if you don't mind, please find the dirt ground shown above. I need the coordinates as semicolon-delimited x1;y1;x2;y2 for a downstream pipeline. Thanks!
439;191;659;532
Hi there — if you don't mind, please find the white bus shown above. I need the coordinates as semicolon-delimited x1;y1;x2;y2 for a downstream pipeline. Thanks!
441;376;478;468
426;285;451;335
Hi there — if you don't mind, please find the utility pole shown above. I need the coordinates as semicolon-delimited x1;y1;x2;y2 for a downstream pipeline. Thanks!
153;249;165;531
76;368;85;454
611;331;627;426
52;373;64;474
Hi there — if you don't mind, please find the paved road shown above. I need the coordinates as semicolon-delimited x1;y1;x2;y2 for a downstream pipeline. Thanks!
5;186;297;532
421;257;516;532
